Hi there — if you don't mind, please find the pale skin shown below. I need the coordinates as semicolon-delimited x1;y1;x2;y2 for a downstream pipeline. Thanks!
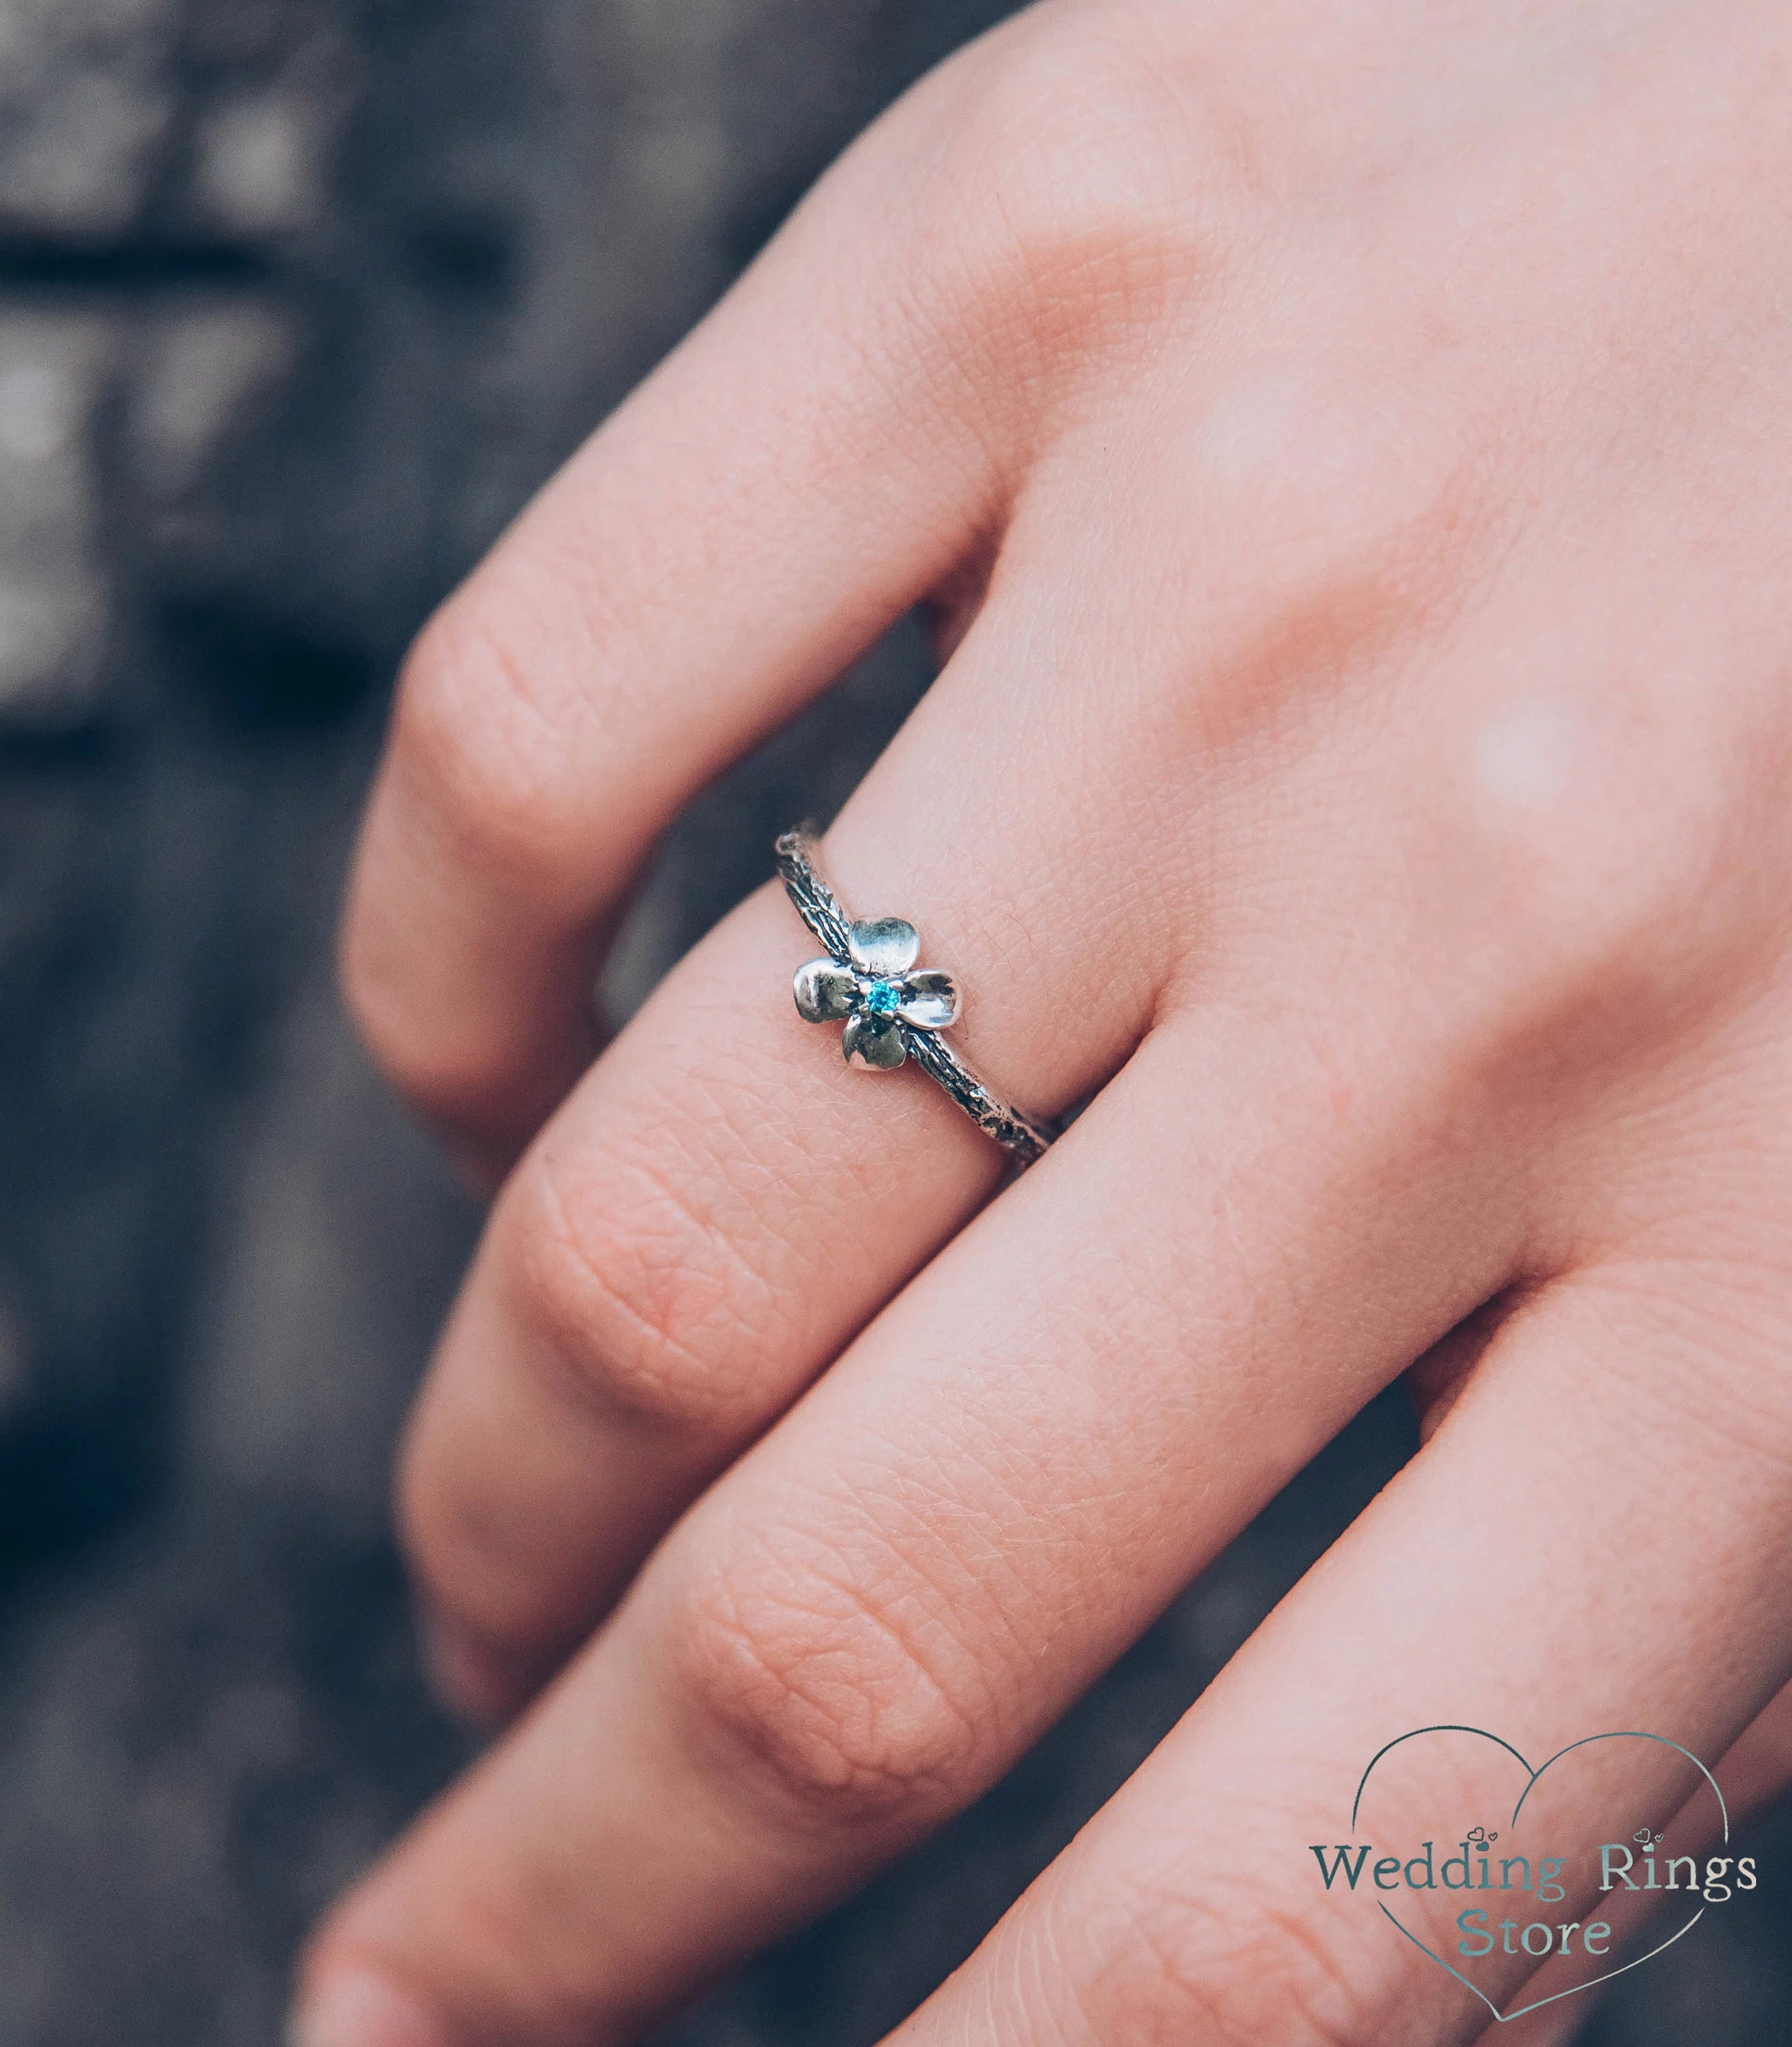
299;1;1792;2041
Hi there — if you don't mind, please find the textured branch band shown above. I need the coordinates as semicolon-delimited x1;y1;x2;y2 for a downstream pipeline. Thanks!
775;828;1056;1166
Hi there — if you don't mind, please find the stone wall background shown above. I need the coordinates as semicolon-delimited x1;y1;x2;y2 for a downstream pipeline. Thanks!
0;5;1784;2043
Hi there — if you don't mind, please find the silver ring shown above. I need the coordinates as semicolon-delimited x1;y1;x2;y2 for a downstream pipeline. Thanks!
775;828;1056;1165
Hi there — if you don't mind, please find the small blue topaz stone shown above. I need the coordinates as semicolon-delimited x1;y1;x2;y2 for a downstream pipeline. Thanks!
792;914;962;1071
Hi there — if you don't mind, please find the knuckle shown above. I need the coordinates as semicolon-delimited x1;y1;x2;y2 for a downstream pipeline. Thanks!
1279;418;1475;609
395;1424;549;1660
1194;373;1486;665
1421;680;1767;1084
338;944;495;1134
392;591;591;887
336;912;427;1097
921;10;1226;375
504;1128;782;1440
665;1533;982;1830
337;904;500;1143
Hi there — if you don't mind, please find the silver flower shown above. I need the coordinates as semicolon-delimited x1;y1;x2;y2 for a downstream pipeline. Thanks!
792;916;960;1070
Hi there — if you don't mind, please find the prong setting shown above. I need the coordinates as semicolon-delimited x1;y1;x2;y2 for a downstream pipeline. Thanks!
792;925;959;1076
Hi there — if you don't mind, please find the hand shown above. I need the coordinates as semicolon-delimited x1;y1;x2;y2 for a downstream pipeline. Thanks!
307;1;1792;2041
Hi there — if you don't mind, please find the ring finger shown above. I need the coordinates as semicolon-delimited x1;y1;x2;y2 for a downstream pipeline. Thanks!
397;576;1171;1719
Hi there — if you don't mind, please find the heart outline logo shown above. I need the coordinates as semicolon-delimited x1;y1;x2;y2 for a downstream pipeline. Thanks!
1351;1726;1728;2025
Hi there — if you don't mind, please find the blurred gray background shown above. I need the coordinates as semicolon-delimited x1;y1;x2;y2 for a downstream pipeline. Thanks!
0;4;1783;2042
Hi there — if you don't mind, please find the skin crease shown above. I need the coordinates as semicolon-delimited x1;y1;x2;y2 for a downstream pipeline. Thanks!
305;1;1792;2044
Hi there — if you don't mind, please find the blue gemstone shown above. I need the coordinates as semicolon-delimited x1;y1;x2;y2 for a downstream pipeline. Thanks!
865;978;900;1018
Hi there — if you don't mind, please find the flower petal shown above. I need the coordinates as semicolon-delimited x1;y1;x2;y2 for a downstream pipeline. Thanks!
847;917;920;978
793;957;857;1022
843;1012;906;1070
896;969;959;1030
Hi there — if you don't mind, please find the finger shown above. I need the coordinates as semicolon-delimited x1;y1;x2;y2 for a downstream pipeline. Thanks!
394;154;1381;1712
1492;1677;1792;2047
393;574;1178;1721
298;976;1531;2045
339;60;1017;1176
876;1266;1792;2047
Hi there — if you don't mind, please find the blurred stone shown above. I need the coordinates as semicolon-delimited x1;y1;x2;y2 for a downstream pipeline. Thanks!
0;349;91;461
0;575;105;710
0;0;175;240
0;311;116;722
191;90;324;237
130;300;296;498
